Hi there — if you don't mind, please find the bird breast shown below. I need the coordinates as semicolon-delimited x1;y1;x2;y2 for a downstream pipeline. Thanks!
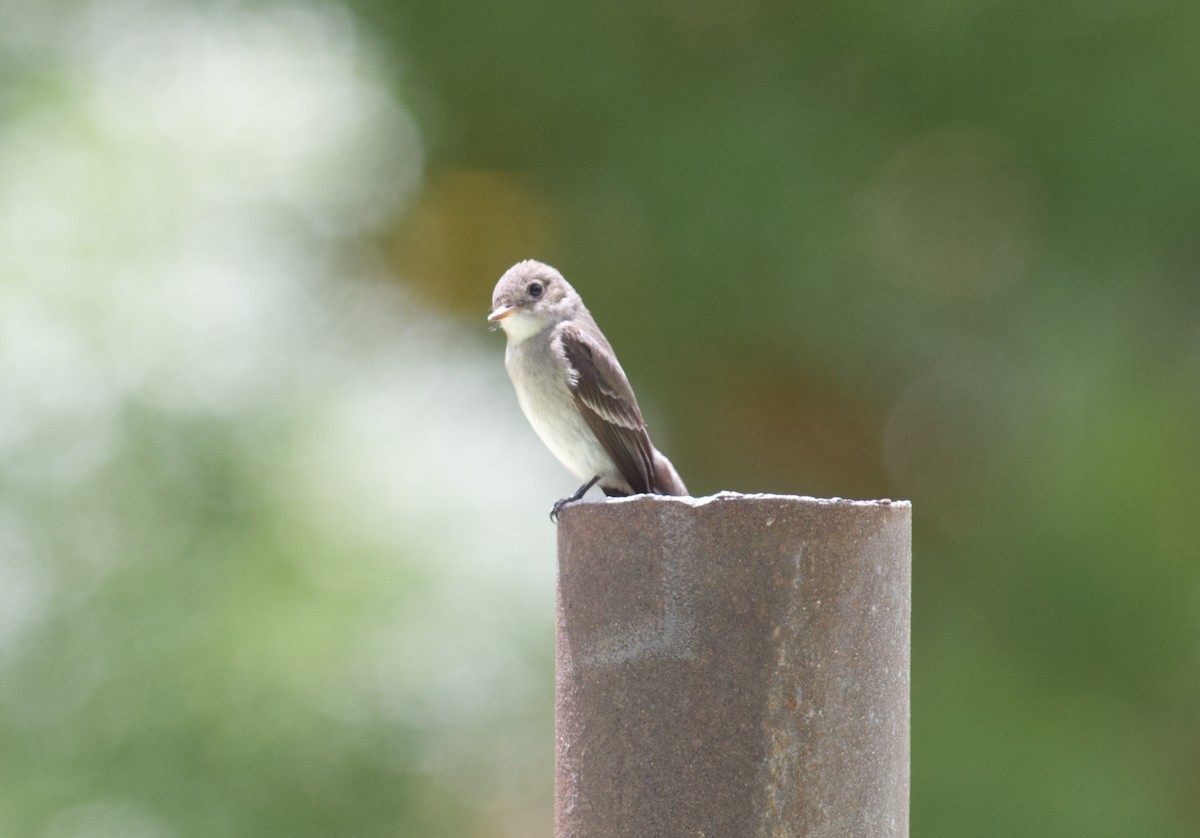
506;334;618;484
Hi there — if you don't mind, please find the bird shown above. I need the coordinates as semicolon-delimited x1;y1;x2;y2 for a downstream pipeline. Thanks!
488;260;688;521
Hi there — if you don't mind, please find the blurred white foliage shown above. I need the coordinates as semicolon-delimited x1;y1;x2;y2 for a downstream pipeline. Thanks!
0;0;561;827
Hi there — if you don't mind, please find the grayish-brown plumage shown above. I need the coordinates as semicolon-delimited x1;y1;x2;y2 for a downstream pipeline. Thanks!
488;260;687;518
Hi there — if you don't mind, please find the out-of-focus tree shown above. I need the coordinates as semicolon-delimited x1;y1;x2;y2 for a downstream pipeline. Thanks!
3;0;1199;834
373;0;1200;835
0;2;557;836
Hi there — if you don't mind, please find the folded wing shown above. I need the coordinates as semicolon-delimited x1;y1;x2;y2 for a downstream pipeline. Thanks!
554;322;655;495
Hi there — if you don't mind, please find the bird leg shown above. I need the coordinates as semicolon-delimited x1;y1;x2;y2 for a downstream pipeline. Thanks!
550;475;601;523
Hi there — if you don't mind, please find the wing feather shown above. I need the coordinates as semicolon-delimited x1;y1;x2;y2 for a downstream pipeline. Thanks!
554;322;655;494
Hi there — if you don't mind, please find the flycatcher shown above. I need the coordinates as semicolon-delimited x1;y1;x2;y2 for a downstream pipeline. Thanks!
488;260;688;520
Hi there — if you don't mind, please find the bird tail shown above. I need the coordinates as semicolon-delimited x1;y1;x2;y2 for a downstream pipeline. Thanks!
651;450;688;496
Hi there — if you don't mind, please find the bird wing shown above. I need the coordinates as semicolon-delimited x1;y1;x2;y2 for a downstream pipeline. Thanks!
554;321;655;495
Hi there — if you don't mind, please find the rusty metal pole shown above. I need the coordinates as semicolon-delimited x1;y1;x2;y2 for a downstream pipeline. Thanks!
555;493;911;838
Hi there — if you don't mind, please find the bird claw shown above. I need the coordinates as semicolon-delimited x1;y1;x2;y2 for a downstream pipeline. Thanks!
549;497;571;523
549;475;601;524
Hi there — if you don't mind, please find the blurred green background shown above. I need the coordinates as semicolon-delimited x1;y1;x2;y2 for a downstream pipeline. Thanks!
3;0;1199;835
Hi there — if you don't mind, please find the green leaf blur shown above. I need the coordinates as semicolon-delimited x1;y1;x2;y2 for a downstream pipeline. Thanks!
2;0;1198;835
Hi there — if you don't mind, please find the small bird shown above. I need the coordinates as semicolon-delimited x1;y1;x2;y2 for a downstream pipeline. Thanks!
488;260;688;521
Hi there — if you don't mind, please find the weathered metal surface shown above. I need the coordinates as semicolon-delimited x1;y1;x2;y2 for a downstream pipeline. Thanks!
555;492;911;838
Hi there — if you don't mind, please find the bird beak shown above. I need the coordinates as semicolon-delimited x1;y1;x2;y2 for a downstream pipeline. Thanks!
487;304;522;323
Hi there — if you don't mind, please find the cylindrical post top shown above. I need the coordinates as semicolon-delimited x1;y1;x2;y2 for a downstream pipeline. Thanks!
555;492;911;838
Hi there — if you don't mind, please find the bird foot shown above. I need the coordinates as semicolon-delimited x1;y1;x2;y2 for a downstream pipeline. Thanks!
549;475;602;523
549;497;571;523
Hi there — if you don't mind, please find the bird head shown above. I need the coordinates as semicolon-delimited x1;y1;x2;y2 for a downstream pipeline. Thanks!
487;260;579;343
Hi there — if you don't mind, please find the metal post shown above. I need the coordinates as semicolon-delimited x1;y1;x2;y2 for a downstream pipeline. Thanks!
555;493;911;837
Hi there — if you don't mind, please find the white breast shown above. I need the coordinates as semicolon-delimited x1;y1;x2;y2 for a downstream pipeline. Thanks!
506;335;617;484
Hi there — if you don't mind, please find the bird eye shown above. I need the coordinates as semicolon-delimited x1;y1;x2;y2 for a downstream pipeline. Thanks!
528;281;544;299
